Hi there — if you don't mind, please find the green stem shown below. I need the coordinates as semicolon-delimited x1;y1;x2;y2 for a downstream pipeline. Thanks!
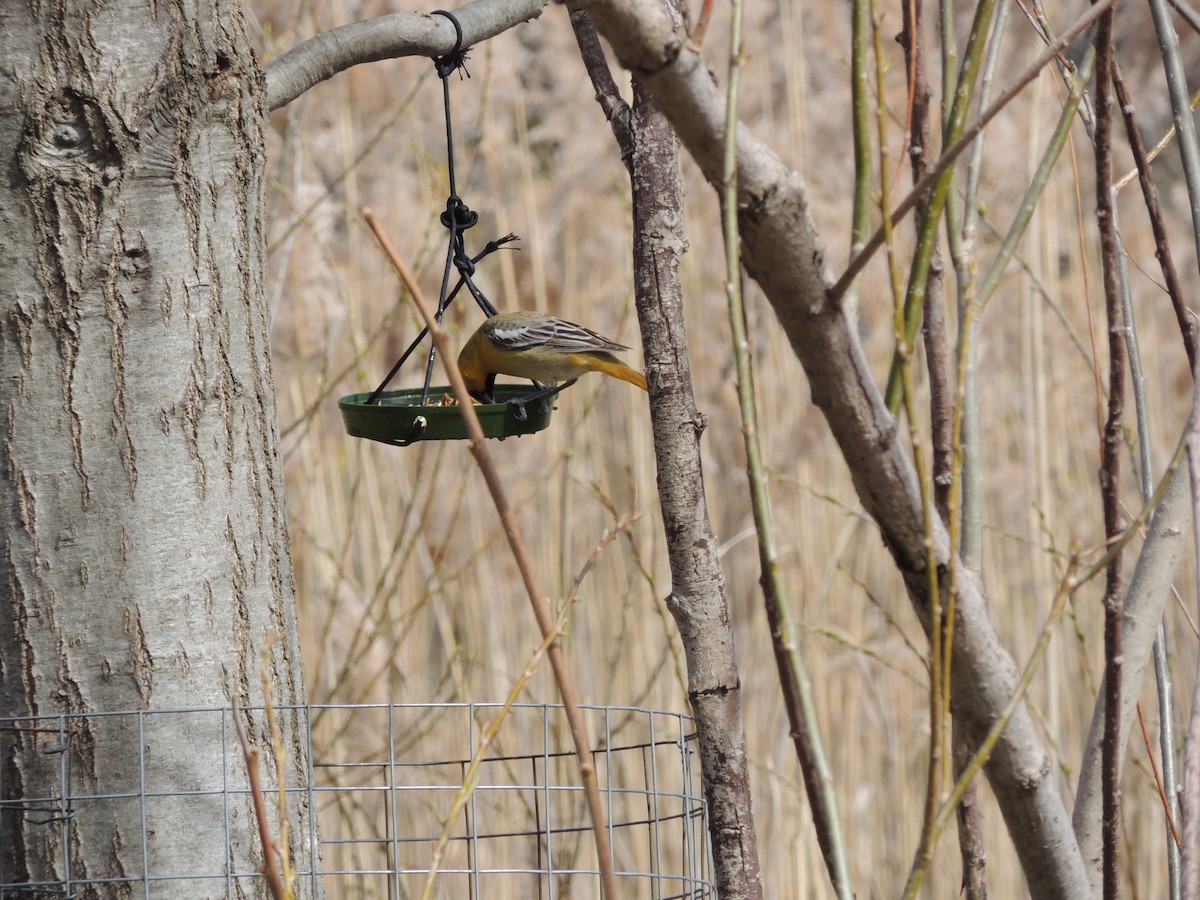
976;45;1097;311
902;557;1079;898
721;2;852;896
870;0;946;887
848;0;873;270
884;0;1001;412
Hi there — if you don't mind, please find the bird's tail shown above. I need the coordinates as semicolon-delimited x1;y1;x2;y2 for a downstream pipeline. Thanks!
589;352;648;391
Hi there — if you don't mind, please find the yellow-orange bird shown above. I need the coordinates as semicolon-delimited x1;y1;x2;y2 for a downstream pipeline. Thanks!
457;311;647;405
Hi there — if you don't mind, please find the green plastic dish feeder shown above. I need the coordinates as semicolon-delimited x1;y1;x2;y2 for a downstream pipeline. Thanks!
339;385;553;445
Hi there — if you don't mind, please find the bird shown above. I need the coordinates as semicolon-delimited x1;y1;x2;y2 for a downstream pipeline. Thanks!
457;310;646;415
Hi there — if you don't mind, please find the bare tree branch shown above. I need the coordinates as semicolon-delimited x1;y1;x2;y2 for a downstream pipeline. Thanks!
570;13;765;898
264;0;549;111
832;0;1117;302
1090;6;1125;896
1074;462;1191;889
571;0;1092;894
628;79;765;897
362;210;618;900
1112;63;1196;370
1182;355;1200;900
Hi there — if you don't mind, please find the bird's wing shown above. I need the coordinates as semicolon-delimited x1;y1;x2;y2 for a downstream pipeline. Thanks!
482;315;631;353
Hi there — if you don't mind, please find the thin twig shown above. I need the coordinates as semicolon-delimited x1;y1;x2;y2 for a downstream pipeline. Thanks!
832;0;1120;304
945;8;1010;894
1138;703;1184;849
903;554;1080;897
232;699;290;900
420;518;636;899
1091;10;1125;894
1181;350;1200;899
847;0;872;284
869;0;945;891
1069;440;1186;592
720;0;851;894
882;0;1001;412
1114;86;1200;192
1112;63;1196;370
362;209;618;900
1111;56;1185;900
974;45;1097;312
690;0;714;46
954;0;1010;579
1147;0;1200;276
892;0;919;200
897;0;952;521
421;611;564;899
261;639;296;898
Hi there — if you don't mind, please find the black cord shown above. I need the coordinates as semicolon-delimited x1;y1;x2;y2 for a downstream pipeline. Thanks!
431;10;469;80
366;9;517;408
365;236;517;406
421;9;495;404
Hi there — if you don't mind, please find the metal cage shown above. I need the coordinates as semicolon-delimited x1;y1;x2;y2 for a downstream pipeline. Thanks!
1;702;714;898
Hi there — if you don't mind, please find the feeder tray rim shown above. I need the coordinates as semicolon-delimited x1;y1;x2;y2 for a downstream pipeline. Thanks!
339;384;553;445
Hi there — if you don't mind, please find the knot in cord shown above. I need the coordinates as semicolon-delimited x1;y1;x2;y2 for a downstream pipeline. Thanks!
441;195;479;276
431;10;470;79
440;195;478;233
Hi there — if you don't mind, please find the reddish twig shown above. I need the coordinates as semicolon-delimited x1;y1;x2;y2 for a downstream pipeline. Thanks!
1091;5;1124;898
232;699;289;900
361;209;617;900
897;0;953;524
1111;62;1197;371
691;0;714;46
1138;702;1184;848
831;0;1120;302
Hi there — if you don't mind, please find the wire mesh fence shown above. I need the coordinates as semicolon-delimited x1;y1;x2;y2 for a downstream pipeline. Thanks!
1;702;714;898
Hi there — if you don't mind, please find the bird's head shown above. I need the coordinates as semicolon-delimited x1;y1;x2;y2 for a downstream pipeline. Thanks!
457;332;492;403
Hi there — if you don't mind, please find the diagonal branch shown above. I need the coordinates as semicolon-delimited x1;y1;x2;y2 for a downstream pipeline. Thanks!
831;0;1118;302
570;12;766;895
265;0;549;111
571;0;1091;894
1088;6;1125;897
362;209;618;900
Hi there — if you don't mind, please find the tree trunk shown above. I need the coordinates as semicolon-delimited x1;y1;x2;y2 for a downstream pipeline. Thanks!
0;2;314;894
628;80;765;900
575;0;1091;894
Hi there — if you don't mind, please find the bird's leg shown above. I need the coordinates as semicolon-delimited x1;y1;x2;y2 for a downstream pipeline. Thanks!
533;378;575;416
509;379;578;421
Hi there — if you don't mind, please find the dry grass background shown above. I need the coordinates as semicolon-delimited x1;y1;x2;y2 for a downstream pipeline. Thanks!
254;0;1199;896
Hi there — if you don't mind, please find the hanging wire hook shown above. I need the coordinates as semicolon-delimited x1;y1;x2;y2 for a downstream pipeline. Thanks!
431;10;469;79
419;8;505;404
365;8;516;408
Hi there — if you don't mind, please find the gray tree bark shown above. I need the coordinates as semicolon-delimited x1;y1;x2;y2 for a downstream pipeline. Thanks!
571;0;1091;895
627;80;764;900
7;0;1165;894
1074;469;1190;893
265;0;549;111
0;2;314;895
